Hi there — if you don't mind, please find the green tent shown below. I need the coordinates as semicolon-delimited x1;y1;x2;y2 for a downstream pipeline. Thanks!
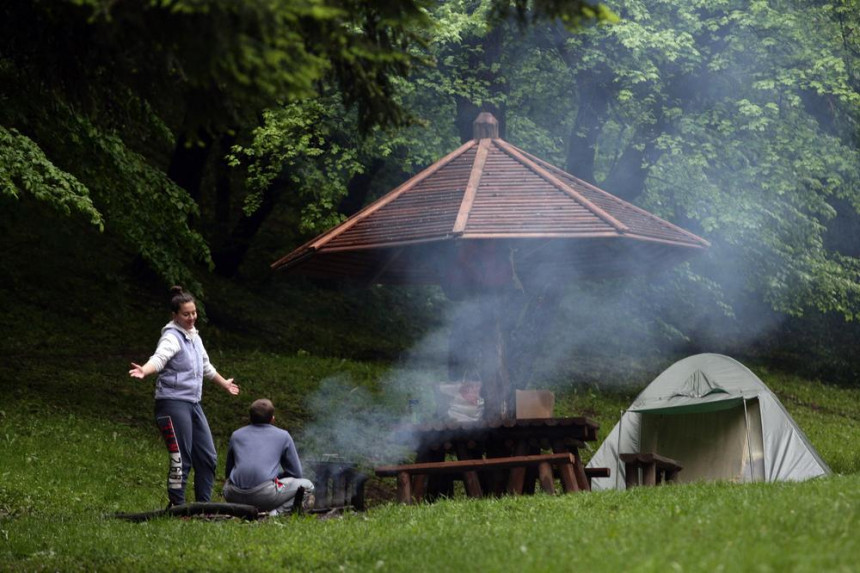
587;354;830;489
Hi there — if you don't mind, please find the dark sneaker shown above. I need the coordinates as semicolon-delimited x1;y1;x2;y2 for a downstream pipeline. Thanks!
290;487;305;515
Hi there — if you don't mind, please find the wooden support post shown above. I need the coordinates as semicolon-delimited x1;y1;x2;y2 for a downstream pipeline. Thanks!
351;473;368;511
643;462;657;486
397;471;413;504
506;441;531;495
455;443;484;498
464;474;484;498
552;440;579;493
418;448;447;501
625;465;639;489
572;449;590;491
665;467;681;483
412;474;427;501
537;462;555;494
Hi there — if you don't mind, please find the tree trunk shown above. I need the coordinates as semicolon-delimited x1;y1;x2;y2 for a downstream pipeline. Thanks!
479;305;514;422
338;158;385;216
455;23;507;143
601;132;661;203
167;132;213;204
211;184;279;277
564;73;607;184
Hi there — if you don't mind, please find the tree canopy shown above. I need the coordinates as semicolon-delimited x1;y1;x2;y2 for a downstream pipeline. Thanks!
4;0;860;377
1;0;607;291
226;0;860;380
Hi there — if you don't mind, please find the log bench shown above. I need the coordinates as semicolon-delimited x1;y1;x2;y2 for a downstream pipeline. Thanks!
619;453;683;487
375;453;581;504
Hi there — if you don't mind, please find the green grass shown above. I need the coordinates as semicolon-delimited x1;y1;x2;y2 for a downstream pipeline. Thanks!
2;401;858;572
3;348;860;572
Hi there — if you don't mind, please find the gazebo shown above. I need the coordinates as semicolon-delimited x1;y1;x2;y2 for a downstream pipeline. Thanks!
273;112;709;420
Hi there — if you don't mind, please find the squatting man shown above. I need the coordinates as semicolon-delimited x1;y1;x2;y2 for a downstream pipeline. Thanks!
223;398;315;514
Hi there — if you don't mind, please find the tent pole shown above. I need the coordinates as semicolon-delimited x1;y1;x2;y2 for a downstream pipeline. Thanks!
743;398;755;482
616;410;624;489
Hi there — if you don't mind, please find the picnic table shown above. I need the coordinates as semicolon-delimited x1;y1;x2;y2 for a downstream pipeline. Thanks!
377;417;602;504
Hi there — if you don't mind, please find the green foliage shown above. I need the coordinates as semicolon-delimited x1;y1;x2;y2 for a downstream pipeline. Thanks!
0;0;437;292
568;0;860;320
0;126;103;229
223;0;860;365
229;98;364;233
43;0;431;133
2;0;612;293
390;0;860;334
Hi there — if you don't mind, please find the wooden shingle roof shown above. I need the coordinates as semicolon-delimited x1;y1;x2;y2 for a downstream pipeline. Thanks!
272;113;708;284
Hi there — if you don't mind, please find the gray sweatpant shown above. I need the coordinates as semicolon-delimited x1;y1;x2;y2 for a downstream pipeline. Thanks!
223;477;315;513
155;399;217;505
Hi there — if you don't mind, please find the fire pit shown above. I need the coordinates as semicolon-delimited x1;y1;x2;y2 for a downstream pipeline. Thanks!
307;456;368;511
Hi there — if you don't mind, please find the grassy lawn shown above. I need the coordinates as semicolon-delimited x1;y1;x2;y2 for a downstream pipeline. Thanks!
2;349;860;572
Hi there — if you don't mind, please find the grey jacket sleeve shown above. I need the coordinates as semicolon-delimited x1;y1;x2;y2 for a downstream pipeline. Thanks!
279;435;303;479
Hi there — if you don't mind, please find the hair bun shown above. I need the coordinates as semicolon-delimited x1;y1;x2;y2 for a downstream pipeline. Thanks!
168;285;195;312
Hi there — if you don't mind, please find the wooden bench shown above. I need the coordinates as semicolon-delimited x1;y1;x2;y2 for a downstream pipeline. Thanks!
619;453;682;487
375;453;580;504
584;466;611;488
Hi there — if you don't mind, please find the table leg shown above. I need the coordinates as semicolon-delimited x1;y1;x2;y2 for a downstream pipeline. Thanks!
397;471;413;504
643;462;657;486
551;440;579;493
485;441;509;496
537;462;555;494
624;462;638;488
506;440;530;495
417;449;446;502
454;442;484;498
412;474;427;501
572;449;590;491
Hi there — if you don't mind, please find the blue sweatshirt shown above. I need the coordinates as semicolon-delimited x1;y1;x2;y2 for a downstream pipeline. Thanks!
225;424;304;489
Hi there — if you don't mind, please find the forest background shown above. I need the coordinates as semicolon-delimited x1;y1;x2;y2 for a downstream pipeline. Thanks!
3;0;860;388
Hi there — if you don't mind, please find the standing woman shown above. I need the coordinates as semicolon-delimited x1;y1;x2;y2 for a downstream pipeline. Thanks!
129;286;240;507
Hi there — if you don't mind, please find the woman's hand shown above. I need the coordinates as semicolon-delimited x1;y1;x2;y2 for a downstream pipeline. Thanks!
221;377;240;396
129;363;147;379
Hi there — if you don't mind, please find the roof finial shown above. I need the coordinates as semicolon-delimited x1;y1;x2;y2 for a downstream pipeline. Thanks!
473;112;499;140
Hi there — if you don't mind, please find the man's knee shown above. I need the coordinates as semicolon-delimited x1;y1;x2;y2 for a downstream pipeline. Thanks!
298;478;315;493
